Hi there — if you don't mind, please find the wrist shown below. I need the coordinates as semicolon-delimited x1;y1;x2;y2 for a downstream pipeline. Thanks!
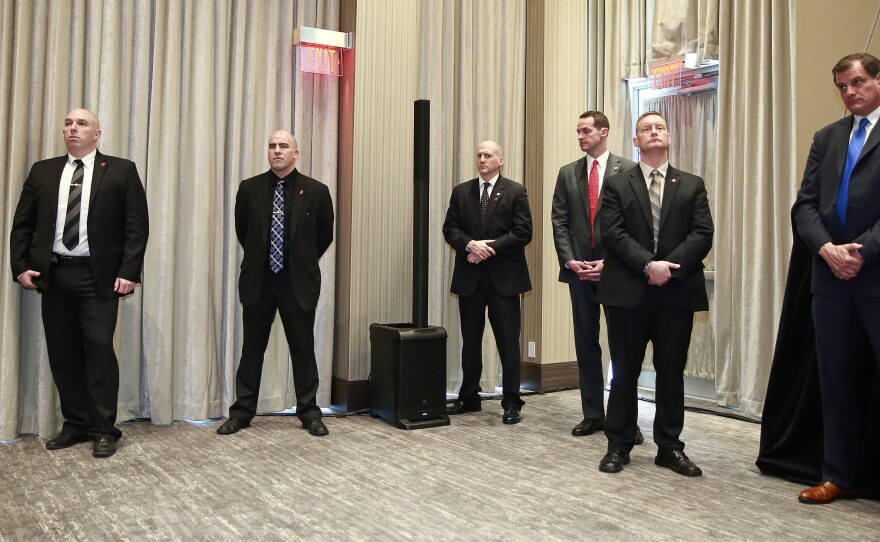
643;261;653;277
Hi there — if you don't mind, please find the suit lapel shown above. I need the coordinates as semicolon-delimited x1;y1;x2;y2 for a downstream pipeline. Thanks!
856;116;880;164
831;118;854;185
627;168;653;230
257;172;275;248
576;157;591;218
659;167;682;229
287;169;306;242
468;178;483;230
89;151;108;208
47;156;67;215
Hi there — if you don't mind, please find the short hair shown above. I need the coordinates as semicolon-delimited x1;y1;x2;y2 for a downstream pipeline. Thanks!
579;111;610;130
832;53;880;80
635;111;667;128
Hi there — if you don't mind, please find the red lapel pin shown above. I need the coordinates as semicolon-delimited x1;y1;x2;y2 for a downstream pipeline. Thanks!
100;162;107;167
670;178;677;183
299;189;304;195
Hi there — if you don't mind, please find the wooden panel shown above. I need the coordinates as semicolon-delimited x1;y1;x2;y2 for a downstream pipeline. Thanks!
522;361;580;391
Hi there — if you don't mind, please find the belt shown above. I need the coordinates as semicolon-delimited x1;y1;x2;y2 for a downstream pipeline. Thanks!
50;253;91;265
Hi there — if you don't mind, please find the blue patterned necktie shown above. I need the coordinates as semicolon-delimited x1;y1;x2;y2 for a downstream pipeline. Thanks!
62;159;85;250
480;182;490;222
269;179;284;273
836;117;870;226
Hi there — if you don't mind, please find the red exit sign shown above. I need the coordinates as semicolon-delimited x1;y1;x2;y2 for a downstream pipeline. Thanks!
300;46;342;76
650;61;683;90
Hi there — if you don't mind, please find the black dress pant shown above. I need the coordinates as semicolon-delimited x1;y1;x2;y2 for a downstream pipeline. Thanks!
604;292;694;453
42;262;122;440
457;269;525;410
812;291;880;489
568;280;605;420
230;268;321;423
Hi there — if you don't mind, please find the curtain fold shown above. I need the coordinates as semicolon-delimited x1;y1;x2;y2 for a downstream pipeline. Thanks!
0;0;340;439
714;0;796;418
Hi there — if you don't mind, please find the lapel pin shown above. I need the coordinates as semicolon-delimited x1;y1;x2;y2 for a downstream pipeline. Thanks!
671;178;677;183
100;162;107;167
299;189;304;195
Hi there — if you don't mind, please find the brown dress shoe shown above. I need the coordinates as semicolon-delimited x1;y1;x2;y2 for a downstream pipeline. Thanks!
798;481;859;504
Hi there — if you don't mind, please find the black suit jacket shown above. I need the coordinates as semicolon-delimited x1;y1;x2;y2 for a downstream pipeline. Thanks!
596;166;713;310
10;152;149;298
235;169;334;310
792;115;880;297
551;153;637;283
442;176;532;297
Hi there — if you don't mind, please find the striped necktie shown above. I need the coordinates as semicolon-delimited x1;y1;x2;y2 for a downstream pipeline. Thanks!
62;159;85;250
649;169;662;254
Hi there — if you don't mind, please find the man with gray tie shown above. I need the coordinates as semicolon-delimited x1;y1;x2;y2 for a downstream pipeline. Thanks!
10;109;149;458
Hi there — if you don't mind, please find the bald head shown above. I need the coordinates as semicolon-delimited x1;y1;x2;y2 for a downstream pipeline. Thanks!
476;140;504;181
63;108;101;158
267;130;300;176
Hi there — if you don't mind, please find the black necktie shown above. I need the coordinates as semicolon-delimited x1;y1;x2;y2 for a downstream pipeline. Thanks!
480;182;490;222
62;159;85;250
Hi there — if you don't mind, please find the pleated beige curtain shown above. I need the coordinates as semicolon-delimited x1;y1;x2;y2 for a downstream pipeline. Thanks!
416;0;527;396
0;0;340;440
651;0;719;61
714;0;796;418
586;1;648;156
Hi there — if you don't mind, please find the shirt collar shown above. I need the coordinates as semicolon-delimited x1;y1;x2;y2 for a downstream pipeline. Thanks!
587;149;611;170
639;161;669;181
854;106;880;130
67;149;97;168
479;173;500;188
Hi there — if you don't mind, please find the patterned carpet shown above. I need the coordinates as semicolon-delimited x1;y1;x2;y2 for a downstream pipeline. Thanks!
0;389;877;541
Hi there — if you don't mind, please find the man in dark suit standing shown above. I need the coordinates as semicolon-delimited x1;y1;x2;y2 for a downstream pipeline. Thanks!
551;111;641;440
10;108;149;458
792;52;880;505
218;130;334;437
596;111;713;476
443;141;533;424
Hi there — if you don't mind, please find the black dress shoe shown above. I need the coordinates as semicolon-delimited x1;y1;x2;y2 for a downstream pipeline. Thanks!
217;417;249;435
45;433;90;450
502;407;522;425
655;449;702;477
634;427;645;445
447;401;481;415
572;418;605;436
302;418;329;436
93;437;117;458
599;450;630;473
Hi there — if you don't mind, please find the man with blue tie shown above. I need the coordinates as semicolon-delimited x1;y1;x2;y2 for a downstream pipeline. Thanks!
792;52;880;504
218;130;334;437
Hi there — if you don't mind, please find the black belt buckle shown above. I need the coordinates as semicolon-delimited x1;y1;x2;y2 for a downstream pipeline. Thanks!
50;253;90;265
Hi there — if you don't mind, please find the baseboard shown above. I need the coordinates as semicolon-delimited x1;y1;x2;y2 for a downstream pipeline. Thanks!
521;361;579;391
330;377;371;412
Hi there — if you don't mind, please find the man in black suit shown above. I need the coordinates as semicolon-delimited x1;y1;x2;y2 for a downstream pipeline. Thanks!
218;130;334;437
10;108;149;458
442;141;533;424
551;111;641;440
792;52;880;505
596;111;713;476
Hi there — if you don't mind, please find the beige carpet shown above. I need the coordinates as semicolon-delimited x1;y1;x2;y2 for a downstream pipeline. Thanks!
0;390;877;541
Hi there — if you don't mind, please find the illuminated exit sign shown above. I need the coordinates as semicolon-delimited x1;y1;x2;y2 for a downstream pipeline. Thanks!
301;46;342;76
293;26;352;77
650;60;683;90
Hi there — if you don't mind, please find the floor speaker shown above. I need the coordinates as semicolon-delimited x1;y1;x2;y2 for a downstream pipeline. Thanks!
369;323;450;429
